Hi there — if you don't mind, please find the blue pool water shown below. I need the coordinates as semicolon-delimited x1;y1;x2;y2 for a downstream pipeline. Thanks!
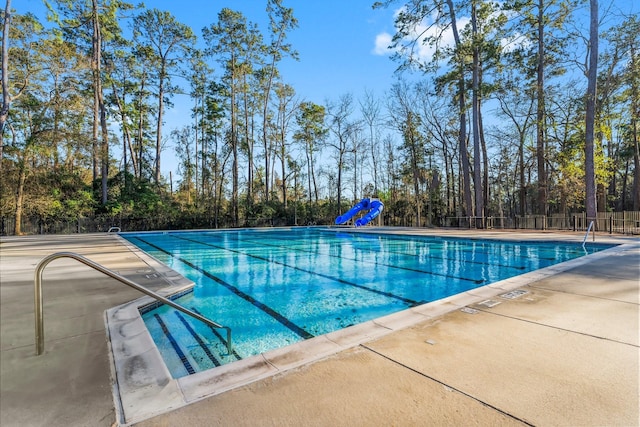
122;228;612;378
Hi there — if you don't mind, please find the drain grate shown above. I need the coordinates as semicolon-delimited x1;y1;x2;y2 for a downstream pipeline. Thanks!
461;307;479;314
500;289;529;300
477;299;501;308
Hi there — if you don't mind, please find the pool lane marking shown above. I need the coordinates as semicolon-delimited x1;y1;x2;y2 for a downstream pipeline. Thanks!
249;229;562;262
221;234;484;285
191;307;243;361
323;230;574;261
352;243;527;270
133;237;314;341
154;313;196;375
171;234;424;307
174;311;222;367
244;235;525;273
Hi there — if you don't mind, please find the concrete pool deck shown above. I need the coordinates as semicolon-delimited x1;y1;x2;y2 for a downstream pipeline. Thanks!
0;229;638;426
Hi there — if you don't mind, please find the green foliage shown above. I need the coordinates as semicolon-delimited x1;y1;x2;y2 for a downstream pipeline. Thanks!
2;1;638;235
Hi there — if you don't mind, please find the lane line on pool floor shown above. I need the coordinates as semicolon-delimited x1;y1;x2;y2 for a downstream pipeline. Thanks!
153;313;195;375
171;234;424;307
239;228;584;261
191;307;244;361
206;233;485;285
133;236;315;341
174;311;222;367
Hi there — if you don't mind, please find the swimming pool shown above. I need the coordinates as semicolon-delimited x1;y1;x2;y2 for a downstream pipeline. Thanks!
122;228;612;378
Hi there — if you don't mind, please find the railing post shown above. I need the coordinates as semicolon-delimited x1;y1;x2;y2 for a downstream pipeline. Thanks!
34;252;231;356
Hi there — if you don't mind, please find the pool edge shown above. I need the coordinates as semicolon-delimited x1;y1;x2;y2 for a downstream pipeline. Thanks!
105;233;635;426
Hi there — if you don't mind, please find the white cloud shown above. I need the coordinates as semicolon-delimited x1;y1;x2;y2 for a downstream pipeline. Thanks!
373;32;394;56
372;9;462;63
372;7;479;65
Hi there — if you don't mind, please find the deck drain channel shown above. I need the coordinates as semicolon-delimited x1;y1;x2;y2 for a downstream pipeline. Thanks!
500;289;529;299
477;300;501;308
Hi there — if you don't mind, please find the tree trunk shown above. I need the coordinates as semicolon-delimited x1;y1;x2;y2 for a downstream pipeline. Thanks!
630;43;640;210
445;0;472;218
536;0;547;216
14;157;26;235
305;145;312;205
155;73;165;184
584;0;598;220
519;133;526;215
471;1;483;226
137;76;146;179
0;0;12;171
229;55;239;226
243;73;253;207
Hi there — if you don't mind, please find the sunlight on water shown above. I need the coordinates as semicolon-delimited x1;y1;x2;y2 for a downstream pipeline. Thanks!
123;228;612;378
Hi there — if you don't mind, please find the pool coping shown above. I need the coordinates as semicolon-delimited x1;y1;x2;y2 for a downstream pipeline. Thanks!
105;230;633;426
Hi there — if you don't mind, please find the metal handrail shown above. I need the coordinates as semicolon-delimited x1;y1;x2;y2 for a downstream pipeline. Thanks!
582;220;595;248
34;252;232;356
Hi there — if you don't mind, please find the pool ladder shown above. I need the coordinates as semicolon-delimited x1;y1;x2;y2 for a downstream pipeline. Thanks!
34;252;232;356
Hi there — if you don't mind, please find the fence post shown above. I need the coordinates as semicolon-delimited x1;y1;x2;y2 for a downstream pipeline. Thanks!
609;215;613;234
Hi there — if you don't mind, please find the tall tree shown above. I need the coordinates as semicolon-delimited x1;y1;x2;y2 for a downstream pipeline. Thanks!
326;94;360;217
377;0;473;217
272;82;297;208
584;0;598;221
90;0;109;204
204;8;253;226
260;0;297;203
417;80;459;218
359;89;382;196
46;0;136;204
504;0;575;216
293;101;326;205
629;22;640;210
535;0;547;216
187;49;212;203
495;75;536;216
3;12;46;234
445;0;473;218
133;8;195;184
388;81;426;226
0;0;13;168
470;0;484;224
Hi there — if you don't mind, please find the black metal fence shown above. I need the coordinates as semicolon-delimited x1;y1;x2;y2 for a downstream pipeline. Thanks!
2;211;639;236
443;212;640;235
0;216;172;236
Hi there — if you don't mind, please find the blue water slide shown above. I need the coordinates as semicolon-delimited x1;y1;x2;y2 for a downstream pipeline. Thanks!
335;198;371;225
355;200;384;227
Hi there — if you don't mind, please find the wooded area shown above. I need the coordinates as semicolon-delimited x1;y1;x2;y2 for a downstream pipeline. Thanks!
1;0;638;235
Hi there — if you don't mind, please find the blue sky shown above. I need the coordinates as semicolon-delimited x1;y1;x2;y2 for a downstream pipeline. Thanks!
20;0;405;177
21;0;638;111
18;0;639;180
22;0;403;105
